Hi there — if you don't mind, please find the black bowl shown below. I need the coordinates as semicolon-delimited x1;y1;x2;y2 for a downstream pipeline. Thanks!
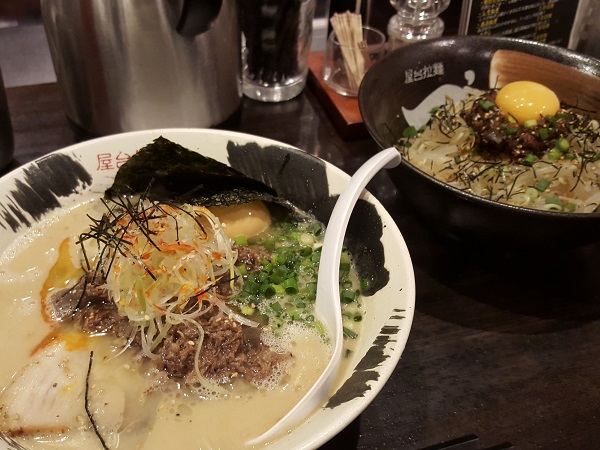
359;36;600;246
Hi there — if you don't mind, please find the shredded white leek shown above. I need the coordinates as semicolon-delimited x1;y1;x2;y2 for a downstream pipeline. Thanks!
98;200;257;364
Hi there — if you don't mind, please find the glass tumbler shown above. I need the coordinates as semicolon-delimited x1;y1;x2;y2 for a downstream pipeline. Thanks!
323;26;387;97
240;0;316;102
388;0;451;51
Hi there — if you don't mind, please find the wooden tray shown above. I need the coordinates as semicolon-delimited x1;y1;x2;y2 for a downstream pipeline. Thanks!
307;51;368;141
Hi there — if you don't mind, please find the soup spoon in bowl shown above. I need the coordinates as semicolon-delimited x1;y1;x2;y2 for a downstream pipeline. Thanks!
247;147;402;446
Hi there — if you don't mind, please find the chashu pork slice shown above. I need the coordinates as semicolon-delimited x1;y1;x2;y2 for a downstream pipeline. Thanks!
0;340;124;441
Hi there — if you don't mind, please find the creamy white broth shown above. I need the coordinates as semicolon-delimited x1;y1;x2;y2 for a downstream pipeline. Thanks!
0;201;335;449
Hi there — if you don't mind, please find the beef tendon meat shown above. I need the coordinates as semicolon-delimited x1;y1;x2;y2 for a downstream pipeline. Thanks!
158;309;283;384
460;91;574;159
49;273;284;386
47;273;132;337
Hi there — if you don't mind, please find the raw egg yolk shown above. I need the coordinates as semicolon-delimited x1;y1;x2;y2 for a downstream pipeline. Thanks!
495;81;560;124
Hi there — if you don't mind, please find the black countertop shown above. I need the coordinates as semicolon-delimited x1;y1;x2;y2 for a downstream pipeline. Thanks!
3;81;600;449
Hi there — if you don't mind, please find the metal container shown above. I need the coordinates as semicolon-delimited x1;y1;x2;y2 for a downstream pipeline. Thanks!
41;0;242;136
0;67;14;170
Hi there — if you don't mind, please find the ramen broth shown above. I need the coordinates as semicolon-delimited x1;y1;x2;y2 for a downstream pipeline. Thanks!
0;201;334;449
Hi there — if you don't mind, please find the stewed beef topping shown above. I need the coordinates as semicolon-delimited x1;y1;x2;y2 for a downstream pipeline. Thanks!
460;91;573;159
49;273;282;384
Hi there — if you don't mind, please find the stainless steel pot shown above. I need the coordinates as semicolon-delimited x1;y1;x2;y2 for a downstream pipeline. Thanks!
41;0;242;135
0;67;14;170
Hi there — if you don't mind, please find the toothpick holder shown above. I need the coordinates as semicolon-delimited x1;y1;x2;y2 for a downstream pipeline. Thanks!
322;26;386;97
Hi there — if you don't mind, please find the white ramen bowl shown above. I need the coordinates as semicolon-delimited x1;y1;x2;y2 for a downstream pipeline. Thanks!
0;128;415;449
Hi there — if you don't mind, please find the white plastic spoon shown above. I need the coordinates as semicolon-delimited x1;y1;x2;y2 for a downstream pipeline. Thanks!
247;147;402;446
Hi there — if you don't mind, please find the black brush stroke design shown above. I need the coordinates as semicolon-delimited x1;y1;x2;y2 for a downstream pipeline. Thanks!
0;153;92;233
226;140;326;215
325;308;407;409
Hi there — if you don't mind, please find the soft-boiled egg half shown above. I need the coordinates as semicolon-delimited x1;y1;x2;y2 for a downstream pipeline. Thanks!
209;200;272;239
495;81;560;124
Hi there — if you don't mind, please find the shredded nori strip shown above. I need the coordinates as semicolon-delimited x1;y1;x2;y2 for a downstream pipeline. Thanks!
85;351;110;450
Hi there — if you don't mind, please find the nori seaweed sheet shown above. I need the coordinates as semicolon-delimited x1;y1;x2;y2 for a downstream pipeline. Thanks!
105;136;279;207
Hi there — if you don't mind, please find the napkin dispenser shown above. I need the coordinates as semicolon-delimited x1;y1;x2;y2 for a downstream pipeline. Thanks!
41;0;242;136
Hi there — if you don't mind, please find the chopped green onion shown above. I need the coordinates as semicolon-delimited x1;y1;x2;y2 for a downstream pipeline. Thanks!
523;119;538;128
233;235;248;246
535;179;550;192
525;187;539;200
339;262;351;272
231;219;364;338
555;137;570;152
315;321;326;336
243;280;260;295
343;327;358;339
340;251;351;264
299;233;315;246
236;264;247;276
261;260;273;273
240;305;255;316
310;250;321;264
360;278;369;291
262;284;284;298
545;197;562;206
523;153;536;165
403;126;418;138
274;283;286;296
547;148;562;161
284;307;301;320
257;270;269;284
307;222;323;235
262;239;275;251
283;278;298;295
539;128;550;140
479;99;495;111
341;289;358;304
299;246;312;257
